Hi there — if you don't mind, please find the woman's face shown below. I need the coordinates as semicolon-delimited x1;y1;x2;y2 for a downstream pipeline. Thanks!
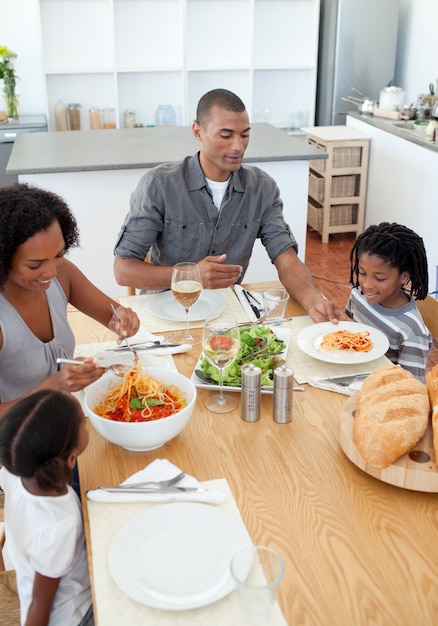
357;252;409;308
7;221;66;293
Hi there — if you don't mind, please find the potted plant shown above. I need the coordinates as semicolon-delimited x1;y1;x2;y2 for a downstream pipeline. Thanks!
0;46;19;120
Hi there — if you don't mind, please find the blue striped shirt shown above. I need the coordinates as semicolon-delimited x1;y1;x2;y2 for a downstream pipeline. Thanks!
346;287;432;381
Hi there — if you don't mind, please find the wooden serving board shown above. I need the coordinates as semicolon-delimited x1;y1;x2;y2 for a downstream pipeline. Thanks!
339;394;438;492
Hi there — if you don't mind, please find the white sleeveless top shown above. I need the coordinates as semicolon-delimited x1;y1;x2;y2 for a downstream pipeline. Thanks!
0;279;75;402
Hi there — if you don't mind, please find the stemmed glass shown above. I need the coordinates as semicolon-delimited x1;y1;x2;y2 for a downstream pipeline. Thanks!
202;313;240;413
171;262;203;345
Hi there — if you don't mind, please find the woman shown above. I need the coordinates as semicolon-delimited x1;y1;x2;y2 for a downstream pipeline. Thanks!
0;183;140;418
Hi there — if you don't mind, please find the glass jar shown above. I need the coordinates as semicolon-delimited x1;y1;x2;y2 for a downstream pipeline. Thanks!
124;108;136;128
67;103;81;131
155;104;176;126
54;100;68;131
103;108;116;129
89;108;102;130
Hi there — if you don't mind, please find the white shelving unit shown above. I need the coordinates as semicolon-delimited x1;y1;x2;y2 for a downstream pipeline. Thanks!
39;0;320;131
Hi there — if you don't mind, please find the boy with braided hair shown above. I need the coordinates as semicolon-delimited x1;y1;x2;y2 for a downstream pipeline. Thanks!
347;222;431;381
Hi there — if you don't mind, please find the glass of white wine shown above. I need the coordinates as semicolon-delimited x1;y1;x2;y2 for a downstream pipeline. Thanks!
171;262;203;345
202;313;240;413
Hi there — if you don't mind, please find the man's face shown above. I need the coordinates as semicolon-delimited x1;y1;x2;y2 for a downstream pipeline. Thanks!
192;105;251;182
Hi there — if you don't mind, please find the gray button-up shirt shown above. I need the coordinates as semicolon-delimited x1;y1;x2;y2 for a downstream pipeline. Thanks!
114;153;298;281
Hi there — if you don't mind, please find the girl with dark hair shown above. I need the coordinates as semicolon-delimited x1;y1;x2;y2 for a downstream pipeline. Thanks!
0;390;93;625
348;222;431;381
0;183;139;418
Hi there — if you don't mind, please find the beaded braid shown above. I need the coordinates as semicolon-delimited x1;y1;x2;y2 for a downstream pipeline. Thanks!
349;222;429;300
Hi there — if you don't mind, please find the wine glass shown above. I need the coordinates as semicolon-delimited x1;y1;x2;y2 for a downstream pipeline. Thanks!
171;262;203;345
202;313;240;413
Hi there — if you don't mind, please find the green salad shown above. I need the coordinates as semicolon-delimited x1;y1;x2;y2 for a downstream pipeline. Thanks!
198;325;287;388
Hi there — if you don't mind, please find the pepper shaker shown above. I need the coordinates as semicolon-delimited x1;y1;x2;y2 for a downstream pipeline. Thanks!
241;364;261;422
273;365;293;424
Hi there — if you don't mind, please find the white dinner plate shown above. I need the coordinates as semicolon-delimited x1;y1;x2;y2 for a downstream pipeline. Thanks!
191;326;291;394
94;351;172;370
108;502;252;610
147;289;226;322
297;321;389;364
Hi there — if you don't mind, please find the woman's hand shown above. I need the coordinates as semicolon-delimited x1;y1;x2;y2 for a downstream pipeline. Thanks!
55;357;106;392
108;305;140;343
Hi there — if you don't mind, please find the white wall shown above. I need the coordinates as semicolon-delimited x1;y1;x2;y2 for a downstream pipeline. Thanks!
0;0;46;115
0;0;433;117
395;0;438;105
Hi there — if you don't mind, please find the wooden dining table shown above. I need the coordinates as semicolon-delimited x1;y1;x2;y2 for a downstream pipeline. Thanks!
72;282;438;626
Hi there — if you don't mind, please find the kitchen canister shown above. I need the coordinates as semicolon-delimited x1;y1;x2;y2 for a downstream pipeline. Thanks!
241;364;261;422
67;103;81;131
273;365;293;424
155;104;176;126
54;100;68;131
379;86;405;111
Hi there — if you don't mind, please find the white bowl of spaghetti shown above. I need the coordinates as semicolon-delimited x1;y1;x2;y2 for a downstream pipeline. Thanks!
83;365;196;451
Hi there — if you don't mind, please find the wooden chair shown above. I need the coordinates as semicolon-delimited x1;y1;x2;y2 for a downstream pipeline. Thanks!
417;295;438;341
0;502;20;624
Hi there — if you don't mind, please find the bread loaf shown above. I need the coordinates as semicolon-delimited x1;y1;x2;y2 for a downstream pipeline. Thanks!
353;364;429;468
425;364;438;464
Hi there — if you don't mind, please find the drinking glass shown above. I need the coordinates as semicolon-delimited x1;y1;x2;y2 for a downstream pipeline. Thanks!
202;313;240;413
230;546;285;623
171;262;203;345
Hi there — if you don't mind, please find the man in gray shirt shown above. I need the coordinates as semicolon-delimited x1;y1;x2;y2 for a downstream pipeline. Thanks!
114;89;346;323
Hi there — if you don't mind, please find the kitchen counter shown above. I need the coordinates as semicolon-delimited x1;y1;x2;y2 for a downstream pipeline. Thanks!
347;113;438;295
7;123;326;175
348;111;438;152
9;124;323;296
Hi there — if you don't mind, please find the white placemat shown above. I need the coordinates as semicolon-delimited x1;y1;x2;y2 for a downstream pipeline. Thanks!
286;316;390;384
119;288;247;333
87;478;288;626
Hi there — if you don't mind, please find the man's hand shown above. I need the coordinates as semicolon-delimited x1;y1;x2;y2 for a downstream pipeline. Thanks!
308;297;350;324
198;254;242;289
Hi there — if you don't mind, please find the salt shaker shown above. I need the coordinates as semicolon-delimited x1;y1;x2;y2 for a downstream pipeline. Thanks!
273;365;293;424
241;364;261;422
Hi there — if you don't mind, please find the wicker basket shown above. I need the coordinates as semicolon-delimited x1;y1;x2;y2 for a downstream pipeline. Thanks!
308;138;363;172
307;199;353;231
309;172;356;203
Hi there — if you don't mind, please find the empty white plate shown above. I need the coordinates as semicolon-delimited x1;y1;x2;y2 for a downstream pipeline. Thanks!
109;502;252;610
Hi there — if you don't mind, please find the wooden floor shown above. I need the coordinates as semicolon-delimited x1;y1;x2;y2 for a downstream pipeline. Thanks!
304;227;438;372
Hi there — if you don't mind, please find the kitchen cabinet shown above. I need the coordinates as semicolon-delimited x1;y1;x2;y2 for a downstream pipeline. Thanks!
305;126;370;243
39;0;320;131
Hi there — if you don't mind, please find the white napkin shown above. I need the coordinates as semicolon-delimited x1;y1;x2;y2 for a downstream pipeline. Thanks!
86;459;227;505
106;330;192;356
307;376;364;396
234;284;263;322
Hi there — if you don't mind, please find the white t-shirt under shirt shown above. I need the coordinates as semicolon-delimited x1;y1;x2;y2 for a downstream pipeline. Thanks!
0;467;91;626
206;176;230;210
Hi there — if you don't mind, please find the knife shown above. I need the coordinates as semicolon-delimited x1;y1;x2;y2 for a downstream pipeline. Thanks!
321;373;371;385
97;486;207;494
243;289;261;318
103;343;182;352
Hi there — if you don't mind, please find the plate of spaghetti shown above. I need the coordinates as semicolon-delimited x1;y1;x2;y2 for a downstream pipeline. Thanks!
84;365;196;451
297;322;389;364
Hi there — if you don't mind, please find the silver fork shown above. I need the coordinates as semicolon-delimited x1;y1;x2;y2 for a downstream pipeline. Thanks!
110;304;138;362
98;470;185;491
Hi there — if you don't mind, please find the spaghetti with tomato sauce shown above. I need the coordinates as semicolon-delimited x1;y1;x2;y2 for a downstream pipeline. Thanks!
319;329;372;353
94;364;187;423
